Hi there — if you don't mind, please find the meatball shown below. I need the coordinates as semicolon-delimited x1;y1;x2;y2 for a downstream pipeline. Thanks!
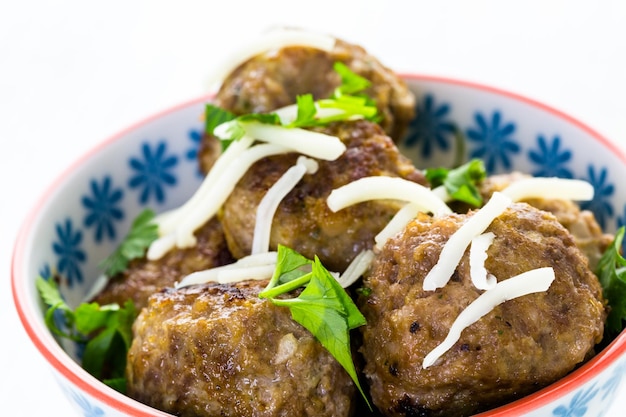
199;37;415;173
358;203;606;416
126;281;356;417
92;217;233;310
219;119;426;272
477;172;613;270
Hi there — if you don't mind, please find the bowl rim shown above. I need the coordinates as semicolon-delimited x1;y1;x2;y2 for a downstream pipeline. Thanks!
11;73;626;416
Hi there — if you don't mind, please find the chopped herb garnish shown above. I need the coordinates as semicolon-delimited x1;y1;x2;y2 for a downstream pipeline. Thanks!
425;159;487;206
207;62;378;151
36;276;137;392
99;208;159;277
332;61;371;96
259;245;371;409
596;226;626;335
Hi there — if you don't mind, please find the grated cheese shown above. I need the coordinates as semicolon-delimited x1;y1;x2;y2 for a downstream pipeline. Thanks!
252;156;319;255
155;135;255;236
241;121;346;161
469;232;497;290
374;203;422;250
422;192;512;291
206;28;336;92
147;143;292;260
337;250;375;288
327;176;452;216
273;104;348;125
176;252;278;289
422;267;555;368
501;177;594;202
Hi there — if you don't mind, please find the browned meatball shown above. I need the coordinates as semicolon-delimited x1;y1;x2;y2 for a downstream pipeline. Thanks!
477;172;613;270
358;203;606;416
126;281;356;417
219;119;426;272
199;37;415;173
92;217;233;310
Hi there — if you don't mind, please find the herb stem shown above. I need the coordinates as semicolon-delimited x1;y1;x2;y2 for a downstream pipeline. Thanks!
258;272;312;299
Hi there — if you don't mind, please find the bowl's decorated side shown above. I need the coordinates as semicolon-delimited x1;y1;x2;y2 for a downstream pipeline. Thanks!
12;76;626;417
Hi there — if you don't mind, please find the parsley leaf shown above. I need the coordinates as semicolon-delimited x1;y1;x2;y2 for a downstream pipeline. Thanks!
36;276;137;391
425;159;487;207
205;104;237;136
333;61;371;96
206;62;378;150
596;226;626;335
99;209;159;277
259;246;371;409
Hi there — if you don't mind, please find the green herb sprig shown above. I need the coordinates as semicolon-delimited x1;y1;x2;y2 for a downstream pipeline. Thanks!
206;61;378;151
259;245;371;409
99;208;159;277
596;226;626;335
36;276;137;392
425;159;487;207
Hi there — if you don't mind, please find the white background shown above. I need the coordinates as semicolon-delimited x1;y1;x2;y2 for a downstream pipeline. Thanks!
2;0;626;415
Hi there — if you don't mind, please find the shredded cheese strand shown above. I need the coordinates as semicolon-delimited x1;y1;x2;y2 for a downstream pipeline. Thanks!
147;143;292;260
327;176;452;216
422;267;555;368
273;104;347;125
469;232;497;290
174;143;293;248
252;156;319;255
431;185;451;202
156;135;255;235
176;252;278;289
374;203;422;250
206;28;336;92
422;192;512;291
338;250;375;288
241;122;346;161
501;177;594;202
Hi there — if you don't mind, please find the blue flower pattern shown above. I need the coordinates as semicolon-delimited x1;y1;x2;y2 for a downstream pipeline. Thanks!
128;141;178;204
52;219;86;287
552;384;599;417
580;165;615;230
528;135;574;178
82;176;124;243
403;94;456;158
550;361;626;416
186;128;205;177
64;386;106;417
466;110;521;173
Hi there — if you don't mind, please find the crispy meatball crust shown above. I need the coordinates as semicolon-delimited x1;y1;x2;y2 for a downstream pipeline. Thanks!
359;203;606;417
126;281;355;417
219;119;426;272
92;217;233;310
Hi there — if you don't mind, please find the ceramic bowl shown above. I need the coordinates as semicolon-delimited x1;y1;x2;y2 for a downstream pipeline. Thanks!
12;75;626;417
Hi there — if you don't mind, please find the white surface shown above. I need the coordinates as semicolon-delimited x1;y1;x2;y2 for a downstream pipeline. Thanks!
2;0;626;415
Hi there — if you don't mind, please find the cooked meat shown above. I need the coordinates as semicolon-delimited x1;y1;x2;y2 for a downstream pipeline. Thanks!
92;217;234;310
126;281;355;417
358;203;606;416
219;119;426;272
477;172;613;270
199;37;415;173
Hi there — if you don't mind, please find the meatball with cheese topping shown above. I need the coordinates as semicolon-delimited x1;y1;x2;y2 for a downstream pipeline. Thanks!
358;203;606;417
199;36;415;173
219;119;426;272
126;281;355;417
